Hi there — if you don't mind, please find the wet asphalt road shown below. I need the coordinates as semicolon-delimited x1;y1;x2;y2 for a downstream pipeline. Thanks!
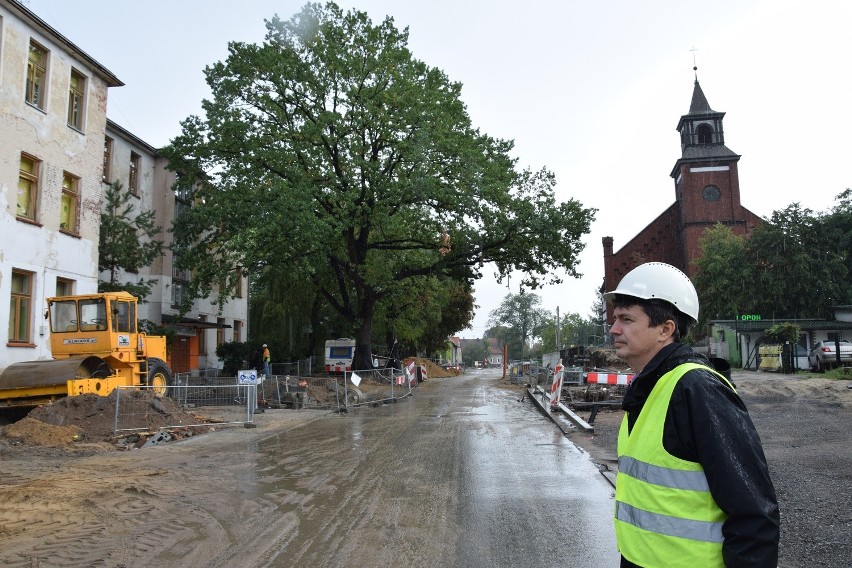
257;368;619;567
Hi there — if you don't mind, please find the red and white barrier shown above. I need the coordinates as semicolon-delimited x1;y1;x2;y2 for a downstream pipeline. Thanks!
586;372;634;385
550;363;564;407
420;364;428;381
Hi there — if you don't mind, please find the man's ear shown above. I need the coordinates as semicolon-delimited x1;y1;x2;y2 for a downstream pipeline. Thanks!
659;319;677;342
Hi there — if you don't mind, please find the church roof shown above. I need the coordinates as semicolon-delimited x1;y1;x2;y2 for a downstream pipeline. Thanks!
688;80;715;114
680;144;740;161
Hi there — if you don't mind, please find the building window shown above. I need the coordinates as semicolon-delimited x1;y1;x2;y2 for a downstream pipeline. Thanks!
56;277;74;296
174;183;191;221
26;41;47;109
198;315;207;354
235;272;243;298
129;152;140;196
67;69;85;130
18;153;40;221
233;320;242;343
102;136;113;183
216;318;226;347
60;172;79;233
9;270;33;343
171;254;191;308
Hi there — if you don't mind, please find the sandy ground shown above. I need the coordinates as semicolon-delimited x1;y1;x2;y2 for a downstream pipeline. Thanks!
0;369;849;567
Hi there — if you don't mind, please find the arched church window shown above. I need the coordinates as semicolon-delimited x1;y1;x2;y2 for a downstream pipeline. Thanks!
696;124;714;144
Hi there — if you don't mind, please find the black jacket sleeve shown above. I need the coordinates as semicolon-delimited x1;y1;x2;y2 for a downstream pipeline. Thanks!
665;369;780;568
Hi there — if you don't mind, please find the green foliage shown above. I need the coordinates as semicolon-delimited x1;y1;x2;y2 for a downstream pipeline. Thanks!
375;278;474;357
538;310;603;353
695;199;850;327
822;189;852;304
694;224;749;326
98;181;163;300
461;339;489;366
488;291;549;359
161;2;594;369
763;322;800;344
215;341;254;376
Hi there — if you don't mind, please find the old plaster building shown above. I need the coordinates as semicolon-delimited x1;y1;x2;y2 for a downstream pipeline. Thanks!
0;0;121;367
602;76;762;305
1;0;246;374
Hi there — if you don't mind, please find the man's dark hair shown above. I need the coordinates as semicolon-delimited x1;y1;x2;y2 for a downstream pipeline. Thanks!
611;294;693;342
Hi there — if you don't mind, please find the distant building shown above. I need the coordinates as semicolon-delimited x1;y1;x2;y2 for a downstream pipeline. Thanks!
602;76;762;316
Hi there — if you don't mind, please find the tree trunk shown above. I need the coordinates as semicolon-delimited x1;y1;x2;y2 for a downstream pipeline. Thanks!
352;294;377;371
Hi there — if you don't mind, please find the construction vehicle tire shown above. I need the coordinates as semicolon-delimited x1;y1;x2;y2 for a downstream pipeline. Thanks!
146;358;173;397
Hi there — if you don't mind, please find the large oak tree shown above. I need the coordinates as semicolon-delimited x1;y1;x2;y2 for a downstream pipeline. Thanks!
162;2;595;368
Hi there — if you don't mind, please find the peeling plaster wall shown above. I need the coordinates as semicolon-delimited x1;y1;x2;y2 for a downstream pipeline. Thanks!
0;4;110;367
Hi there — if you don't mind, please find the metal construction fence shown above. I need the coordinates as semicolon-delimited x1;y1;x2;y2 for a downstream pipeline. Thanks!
113;366;419;433
113;383;256;434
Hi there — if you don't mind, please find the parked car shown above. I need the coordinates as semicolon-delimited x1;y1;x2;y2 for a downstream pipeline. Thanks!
808;340;852;371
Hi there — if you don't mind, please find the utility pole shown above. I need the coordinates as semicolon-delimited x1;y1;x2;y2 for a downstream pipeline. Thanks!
556;306;561;351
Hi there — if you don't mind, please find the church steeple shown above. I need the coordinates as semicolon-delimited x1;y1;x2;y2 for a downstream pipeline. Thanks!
688;79;714;114
672;72;739;166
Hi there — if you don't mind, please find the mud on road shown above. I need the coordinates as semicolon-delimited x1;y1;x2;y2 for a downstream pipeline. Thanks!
0;371;850;567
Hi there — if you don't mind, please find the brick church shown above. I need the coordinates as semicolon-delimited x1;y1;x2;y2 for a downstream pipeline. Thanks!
602;75;762;300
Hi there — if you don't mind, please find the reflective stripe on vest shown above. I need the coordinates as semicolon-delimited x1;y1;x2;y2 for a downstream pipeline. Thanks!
615;362;734;567
619;455;710;492
616;500;723;543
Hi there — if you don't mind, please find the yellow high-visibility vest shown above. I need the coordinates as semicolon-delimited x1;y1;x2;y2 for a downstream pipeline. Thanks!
615;362;734;567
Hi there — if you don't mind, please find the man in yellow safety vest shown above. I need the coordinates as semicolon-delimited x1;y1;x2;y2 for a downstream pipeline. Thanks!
605;262;779;567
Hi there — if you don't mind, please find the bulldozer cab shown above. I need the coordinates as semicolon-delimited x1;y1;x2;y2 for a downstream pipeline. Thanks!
48;292;139;358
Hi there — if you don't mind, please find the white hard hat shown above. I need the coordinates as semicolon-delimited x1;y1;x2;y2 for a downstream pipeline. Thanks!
262;343;267;347
604;262;699;321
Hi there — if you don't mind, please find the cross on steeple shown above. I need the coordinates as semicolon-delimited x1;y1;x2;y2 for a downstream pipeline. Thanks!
690;46;699;79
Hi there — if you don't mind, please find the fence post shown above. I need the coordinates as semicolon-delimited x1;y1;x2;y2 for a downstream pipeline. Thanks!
113;386;122;434
245;383;256;425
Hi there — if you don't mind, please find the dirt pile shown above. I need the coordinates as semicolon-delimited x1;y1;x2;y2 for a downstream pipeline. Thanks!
587;346;629;370
408;357;461;378
2;391;215;450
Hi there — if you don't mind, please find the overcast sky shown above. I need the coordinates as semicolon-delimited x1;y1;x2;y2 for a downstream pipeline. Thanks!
27;0;852;339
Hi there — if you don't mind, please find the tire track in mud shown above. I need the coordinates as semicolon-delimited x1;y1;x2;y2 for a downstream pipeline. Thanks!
0;448;275;567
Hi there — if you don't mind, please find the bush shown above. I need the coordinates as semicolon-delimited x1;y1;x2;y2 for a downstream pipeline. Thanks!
215;341;254;376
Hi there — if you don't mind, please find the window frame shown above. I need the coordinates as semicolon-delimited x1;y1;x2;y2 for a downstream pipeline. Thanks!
55;277;75;297
216;318;226;347
198;315;208;355
233;320;242;343
60;171;80;234
9;269;34;344
17;153;40;222
67;68;86;130
129;151;140;196
102;136;113;183
26;40;48;110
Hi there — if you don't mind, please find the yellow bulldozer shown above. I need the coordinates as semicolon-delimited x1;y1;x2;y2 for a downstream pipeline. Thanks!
0;291;172;408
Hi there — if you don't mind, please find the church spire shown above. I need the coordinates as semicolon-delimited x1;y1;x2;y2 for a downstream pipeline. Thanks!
688;77;714;115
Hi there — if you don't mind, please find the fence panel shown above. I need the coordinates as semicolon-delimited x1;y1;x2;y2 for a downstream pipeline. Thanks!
114;384;254;434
